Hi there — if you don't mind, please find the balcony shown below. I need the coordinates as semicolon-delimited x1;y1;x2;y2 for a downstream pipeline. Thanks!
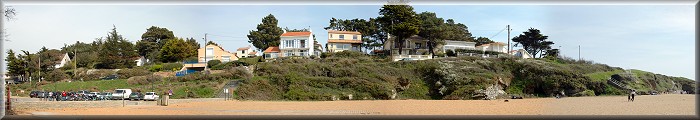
392;54;433;61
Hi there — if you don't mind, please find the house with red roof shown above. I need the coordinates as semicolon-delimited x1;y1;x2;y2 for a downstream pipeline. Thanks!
279;29;315;57
263;46;281;59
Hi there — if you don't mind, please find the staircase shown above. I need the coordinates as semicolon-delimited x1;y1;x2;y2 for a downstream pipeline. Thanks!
608;78;632;91
216;80;240;98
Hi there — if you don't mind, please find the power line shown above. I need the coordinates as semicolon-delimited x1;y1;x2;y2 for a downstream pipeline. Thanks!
489;27;507;39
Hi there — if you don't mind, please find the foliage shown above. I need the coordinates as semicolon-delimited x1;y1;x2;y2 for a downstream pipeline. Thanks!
207;60;222;68
126;75;163;85
45;69;69;82
161;63;183;72
511;28;553;58
95;26;139;69
140;26;176;47
148;64;163;72
160;38;197;63
247;14;283;52
116;68;152;79
445;50;455;57
474;37;494;46
5;49;23;76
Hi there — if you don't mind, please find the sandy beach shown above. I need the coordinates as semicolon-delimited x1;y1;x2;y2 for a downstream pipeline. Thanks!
9;94;695;115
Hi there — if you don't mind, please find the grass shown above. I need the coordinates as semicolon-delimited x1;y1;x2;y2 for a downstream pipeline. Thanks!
585;70;623;82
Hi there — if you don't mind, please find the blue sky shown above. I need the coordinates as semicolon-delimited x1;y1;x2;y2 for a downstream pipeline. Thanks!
3;5;695;80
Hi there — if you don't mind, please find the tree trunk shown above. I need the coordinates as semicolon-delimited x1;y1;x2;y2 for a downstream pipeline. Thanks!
397;37;403;55
428;40;435;56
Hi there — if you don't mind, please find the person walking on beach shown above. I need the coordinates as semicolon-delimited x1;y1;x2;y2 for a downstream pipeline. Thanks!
628;90;636;102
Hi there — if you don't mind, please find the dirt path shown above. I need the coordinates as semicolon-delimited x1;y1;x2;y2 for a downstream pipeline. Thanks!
12;94;695;115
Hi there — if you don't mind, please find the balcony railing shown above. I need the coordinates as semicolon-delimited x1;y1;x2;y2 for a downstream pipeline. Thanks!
392;54;433;61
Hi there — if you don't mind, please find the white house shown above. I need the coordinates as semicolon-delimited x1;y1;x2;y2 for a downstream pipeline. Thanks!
442;40;476;52
476;42;508;53
236;46;257;58
509;49;533;59
54;53;71;68
280;30;315;57
135;56;149;66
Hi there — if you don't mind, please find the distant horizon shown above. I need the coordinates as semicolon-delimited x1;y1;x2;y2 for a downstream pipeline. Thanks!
2;4;695;80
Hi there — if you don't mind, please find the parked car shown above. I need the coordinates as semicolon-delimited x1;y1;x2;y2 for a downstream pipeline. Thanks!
101;75;118;80
36;91;46;98
143;92;159;101
29;91;39;98
98;92;113;100
112;89;132;100
129;92;144;101
77;90;90;96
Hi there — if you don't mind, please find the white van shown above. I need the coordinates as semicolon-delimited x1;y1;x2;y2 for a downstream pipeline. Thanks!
112;89;132;100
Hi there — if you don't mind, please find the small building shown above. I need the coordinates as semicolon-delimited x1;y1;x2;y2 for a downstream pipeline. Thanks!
199;44;239;63
476;42;508;53
183;44;239;71
509;49;533;59
442;40;476;52
54;53;72;69
135;56;149;66
236;46;257;58
280;30;315;57
326;30;362;52
263;46;281;59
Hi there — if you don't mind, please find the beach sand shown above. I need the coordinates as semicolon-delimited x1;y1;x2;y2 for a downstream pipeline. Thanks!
12;94;695;115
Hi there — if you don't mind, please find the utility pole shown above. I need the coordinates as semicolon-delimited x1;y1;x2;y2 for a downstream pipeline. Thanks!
578;45;581;61
507;25;511;52
204;33;208;71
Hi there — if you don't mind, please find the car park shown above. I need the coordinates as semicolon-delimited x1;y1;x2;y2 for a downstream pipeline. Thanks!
129;92;144;101
98;92;112;100
143;92;159;101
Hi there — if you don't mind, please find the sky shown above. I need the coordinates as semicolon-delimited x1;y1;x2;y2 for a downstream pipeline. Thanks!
2;4;695;80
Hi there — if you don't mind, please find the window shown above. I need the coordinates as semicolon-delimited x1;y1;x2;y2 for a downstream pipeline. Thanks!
415;43;422;49
343;44;351;50
339;35;345;40
206;48;214;56
241;50;246;54
300;40;306;48
222;56;230;62
353;35;358;40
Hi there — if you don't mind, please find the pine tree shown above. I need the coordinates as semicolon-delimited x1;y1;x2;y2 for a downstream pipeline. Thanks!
247;14;284;52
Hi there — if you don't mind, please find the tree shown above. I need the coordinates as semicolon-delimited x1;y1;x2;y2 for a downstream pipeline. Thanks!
442;19;474;41
141;26;175;46
247;14;283;52
511;28;554;58
206;41;219;46
186;37;200;49
138;26;175;62
378;5;421;55
96;25;139;69
417;12;446;55
160;38;197;63
474;37;494;46
5;49;23;76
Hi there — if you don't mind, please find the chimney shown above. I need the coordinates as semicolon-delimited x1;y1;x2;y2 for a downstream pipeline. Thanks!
283;29;286;33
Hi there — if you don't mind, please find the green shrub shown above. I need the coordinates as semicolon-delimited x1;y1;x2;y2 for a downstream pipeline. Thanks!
207;60;222;68
45;69;69;82
162;63;183;71
574;90;596;96
211;62;236;70
148;65;163;72
126;75;163;85
116;68;151;79
445;50;456;57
